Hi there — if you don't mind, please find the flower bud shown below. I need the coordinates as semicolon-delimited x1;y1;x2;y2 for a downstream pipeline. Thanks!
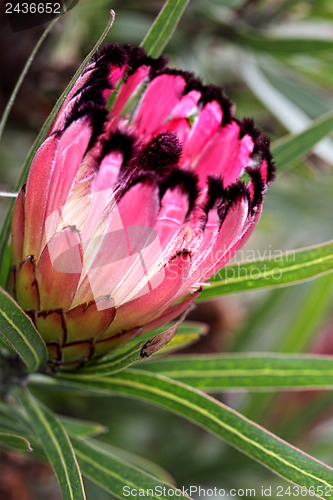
11;44;274;367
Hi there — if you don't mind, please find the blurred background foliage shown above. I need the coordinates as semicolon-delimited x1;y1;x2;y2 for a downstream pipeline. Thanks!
0;0;332;498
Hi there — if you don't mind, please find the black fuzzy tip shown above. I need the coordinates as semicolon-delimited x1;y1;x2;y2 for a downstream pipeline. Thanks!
94;42;130;69
126;45;168;78
153;68;196;85
202;176;225;214
200;85;233;125
245;167;265;213
159;167;199;217
101;130;137;167
136;132;183;173
239;117;262;142
219;180;250;222
239;118;275;183
255;135;276;183
64;83;108;148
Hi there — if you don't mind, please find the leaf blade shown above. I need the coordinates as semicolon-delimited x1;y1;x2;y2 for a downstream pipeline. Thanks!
272;110;333;170
60;370;333;497
142;353;333;390
79;320;183;376
72;437;190;500
19;390;86;500
141;0;190;57
199;240;333;300
0;288;47;371
0;431;33;452
238;30;333;55
60;416;107;438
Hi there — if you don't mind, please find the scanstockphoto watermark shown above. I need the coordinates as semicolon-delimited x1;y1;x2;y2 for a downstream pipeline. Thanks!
122;485;333;498
5;0;80;32
122;485;256;498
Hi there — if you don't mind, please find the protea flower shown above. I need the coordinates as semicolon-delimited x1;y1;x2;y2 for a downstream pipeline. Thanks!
10;44;274;367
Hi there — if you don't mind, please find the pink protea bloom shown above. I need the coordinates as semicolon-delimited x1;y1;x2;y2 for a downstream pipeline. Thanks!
10;44;274;367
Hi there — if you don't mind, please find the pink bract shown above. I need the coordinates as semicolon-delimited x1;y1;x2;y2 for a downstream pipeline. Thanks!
11;44;274;367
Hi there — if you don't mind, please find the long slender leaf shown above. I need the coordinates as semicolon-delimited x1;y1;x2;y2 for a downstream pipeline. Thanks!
141;0;190;57
238;30;333;54
242;276;333;422
79;320;182;376
19;390;86;500
72;437;189;500
141;353;333;390
272;110;333;170
0;11;115;275
80;440;174;485
0;431;33;452
199;240;333;300
155;329;205;356
0;414;18;433
59;370;333;498
60;415;107;438
0;288;47;371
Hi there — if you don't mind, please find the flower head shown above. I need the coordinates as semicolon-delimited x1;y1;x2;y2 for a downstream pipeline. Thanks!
11;44;274;366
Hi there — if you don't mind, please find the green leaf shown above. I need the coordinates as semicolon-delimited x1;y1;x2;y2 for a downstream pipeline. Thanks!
81;440;175;485
238;30;333;54
0;288;47;371
0;414;17;433
60;416;107;438
199;240;333;300
0;11;115;278
156;322;207;356
141;0;190;57
272;110;333;170
72;437;190;500
59;370;333;496
260;62;332;120
0;431;33;452
79;320;182;376
142;353;333;390
19;390;86;500
0;244;12;290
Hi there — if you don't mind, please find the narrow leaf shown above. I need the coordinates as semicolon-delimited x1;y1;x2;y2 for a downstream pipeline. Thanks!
82;440;175;485
0;431;33;452
0;288;47;371
238;30;333;54
60;416;107;438
72;437;190;500
80;321;182;376
60;370;333;498
19;390;86;500
272;110;333;170
141;0;190;57
156;329;205;356
0;11;115;276
199;240;333;300
142;353;333;390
